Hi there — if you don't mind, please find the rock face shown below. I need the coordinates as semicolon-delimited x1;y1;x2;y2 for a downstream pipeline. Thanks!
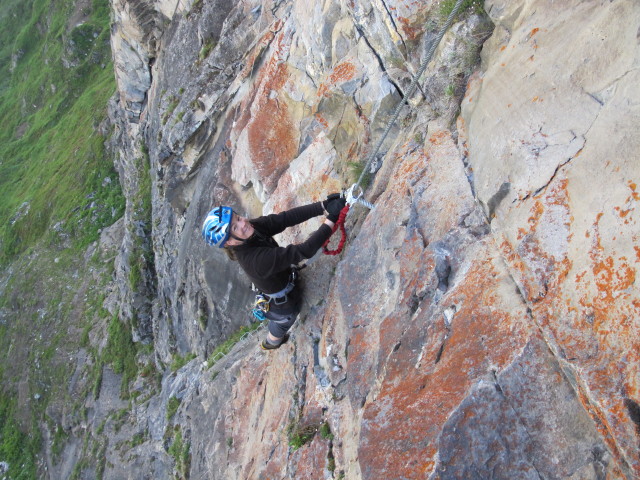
99;0;639;478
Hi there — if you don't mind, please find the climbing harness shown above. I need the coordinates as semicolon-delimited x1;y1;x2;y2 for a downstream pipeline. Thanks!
264;279;296;305
250;268;299;320
321;0;466;256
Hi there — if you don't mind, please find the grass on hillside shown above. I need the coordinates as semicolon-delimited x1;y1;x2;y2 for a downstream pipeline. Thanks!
0;0;131;477
0;0;123;265
0;394;39;478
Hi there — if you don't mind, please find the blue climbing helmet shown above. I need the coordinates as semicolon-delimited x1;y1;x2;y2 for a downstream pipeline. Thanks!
202;206;233;247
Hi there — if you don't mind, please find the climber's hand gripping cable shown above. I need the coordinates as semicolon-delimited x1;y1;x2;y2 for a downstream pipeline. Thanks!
321;184;374;256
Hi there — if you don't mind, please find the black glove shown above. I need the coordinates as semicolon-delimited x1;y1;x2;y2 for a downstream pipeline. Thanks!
325;195;347;222
322;193;341;209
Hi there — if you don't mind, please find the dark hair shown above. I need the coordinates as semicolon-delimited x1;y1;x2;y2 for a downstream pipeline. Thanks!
223;246;237;261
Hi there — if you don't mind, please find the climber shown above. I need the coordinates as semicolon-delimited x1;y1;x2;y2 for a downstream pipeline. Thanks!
202;194;347;350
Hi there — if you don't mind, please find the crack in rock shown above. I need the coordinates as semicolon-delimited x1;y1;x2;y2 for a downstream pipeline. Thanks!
352;23;404;98
518;131;587;201
378;0;408;54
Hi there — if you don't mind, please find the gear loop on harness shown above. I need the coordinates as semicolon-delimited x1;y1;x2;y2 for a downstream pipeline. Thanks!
251;267;299;319
252;293;270;321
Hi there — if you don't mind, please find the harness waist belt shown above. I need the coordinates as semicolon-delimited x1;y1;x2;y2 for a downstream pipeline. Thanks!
264;281;294;304
258;267;299;306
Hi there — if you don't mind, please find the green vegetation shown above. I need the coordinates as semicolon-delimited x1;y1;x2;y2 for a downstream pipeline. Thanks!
438;0;485;20
167;396;181;420
128;430;147;449
0;0;123;265
319;422;334;440
445;84;456;97
168;426;191;478
286;422;318;451
112;407;130;433
162;96;179;125
0;394;39;478
198;39;216;61
49;418;69;460
0;0;132;476
139;361;158;380
205;323;262;369
347;160;371;190
188;0;204;18
103;315;140;397
197;315;208;332
171;352;197;372
128;150;154;295
327;448;336;472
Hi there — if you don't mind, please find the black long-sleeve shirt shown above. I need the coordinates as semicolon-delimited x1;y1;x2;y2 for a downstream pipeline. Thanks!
232;202;332;294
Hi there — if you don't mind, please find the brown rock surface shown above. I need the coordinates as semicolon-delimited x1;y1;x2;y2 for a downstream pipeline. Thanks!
462;0;640;475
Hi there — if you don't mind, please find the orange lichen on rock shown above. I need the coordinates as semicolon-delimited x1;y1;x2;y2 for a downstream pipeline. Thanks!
537;195;640;475
527;200;545;226
391;146;428;192
233;28;292;136
397;16;421;40
235;29;301;192
517;227;528;240
317;62;357;97
357;252;532;479
614;206;632;218
579;241;637;331
247;77;298;190
295;435;331;479
229;357;291;479
428;130;449;146
500;176;577;322
593;257;635;300
238;22;281;81
315;113;329;129
572;379;631;476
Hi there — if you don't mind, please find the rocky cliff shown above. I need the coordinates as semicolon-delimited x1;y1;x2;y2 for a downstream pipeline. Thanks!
77;0;640;478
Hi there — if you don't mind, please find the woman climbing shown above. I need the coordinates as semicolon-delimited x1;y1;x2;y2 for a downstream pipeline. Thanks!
201;194;347;350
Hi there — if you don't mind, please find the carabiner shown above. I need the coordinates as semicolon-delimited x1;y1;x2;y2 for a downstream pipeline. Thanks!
345;183;374;209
